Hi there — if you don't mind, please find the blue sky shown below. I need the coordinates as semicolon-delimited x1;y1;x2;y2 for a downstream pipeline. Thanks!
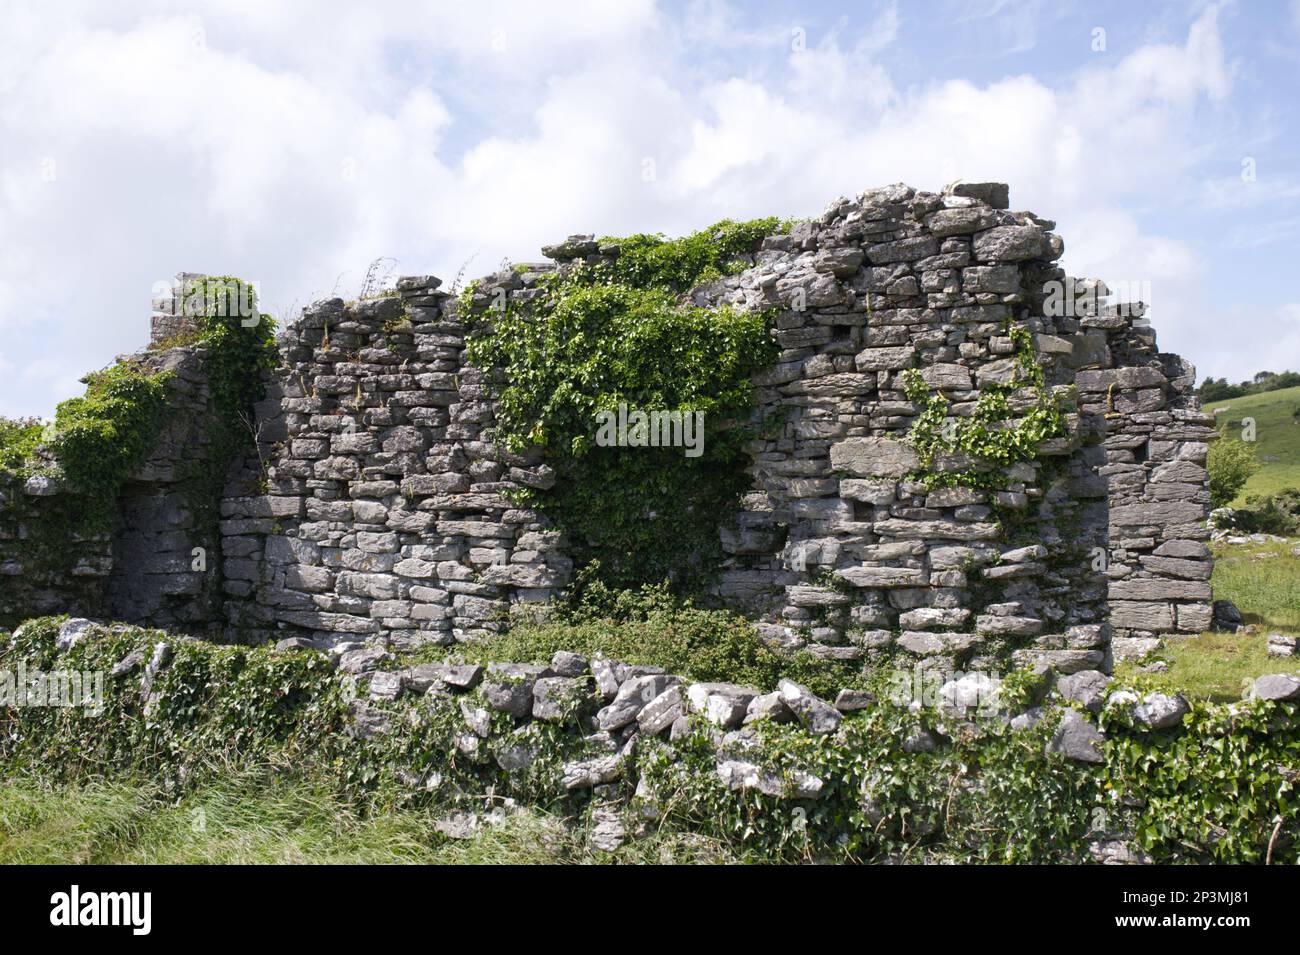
1;0;1297;417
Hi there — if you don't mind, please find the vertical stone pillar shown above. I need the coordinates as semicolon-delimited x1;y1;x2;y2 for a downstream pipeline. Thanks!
149;272;207;345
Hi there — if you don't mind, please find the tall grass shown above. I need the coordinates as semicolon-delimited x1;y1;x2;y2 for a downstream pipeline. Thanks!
0;772;745;865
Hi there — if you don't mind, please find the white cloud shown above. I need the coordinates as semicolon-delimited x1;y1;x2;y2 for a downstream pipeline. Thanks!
0;0;1272;418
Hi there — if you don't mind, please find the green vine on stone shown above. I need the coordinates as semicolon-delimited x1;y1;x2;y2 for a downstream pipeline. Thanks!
901;324;1067;490
462;219;782;594
0;276;277;613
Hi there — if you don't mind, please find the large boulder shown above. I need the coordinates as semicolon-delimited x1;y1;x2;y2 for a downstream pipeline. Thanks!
1252;673;1300;702
1046;709;1105;764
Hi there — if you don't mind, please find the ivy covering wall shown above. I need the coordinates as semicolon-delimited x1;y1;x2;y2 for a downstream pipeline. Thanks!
463;219;781;593
0;275;276;626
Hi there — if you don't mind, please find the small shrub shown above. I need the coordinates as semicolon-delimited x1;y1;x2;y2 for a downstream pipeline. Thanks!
45;364;172;528
465;584;866;698
1207;435;1259;508
1232;487;1300;534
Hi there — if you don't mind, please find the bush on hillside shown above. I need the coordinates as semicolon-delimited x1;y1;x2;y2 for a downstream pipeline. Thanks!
1231;487;1300;535
1207;435;1259;508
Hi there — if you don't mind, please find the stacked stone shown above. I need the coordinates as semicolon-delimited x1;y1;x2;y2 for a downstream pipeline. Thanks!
657;183;1094;673
104;343;224;630
634;181;1214;676
0;338;220;630
32;616;1300;861
148;272;207;345
337;641;864;801
0;183;1218;680
209;181;1215;674
0;473;112;624
220;275;572;648
1066;291;1217;661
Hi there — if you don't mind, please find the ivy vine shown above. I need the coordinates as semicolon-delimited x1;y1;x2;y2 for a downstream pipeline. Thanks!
901;324;1068;490
462;219;782;593
5;615;1297;864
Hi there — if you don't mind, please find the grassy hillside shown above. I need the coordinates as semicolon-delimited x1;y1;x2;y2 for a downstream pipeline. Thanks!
1207;384;1300;503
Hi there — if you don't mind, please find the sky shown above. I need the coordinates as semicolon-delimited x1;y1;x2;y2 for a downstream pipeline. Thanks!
1;0;1298;418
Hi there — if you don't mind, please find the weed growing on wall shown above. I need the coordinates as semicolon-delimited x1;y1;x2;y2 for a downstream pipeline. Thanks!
0;418;44;472
901;325;1068;489
0;276;275;619
463;219;781;593
451;581;869;699
177;276;279;530
49;365;172;519
0;363;173;554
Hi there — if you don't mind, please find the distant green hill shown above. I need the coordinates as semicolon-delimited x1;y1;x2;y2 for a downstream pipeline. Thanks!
1207;384;1300;504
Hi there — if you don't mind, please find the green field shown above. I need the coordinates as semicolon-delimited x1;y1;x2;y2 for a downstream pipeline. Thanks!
1119;537;1300;701
1207;384;1300;504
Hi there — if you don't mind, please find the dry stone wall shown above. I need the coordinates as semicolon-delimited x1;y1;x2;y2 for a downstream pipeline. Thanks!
669;182;1218;673
1;181;1218;679
0;345;223;629
219;285;573;650
0;476;111;623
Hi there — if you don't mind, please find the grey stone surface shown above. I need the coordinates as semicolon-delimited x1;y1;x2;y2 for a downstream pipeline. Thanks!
1131;692;1189;730
1056;669;1109;714
56;618;96;652
1267;634;1298;658
1253;673;1300;702
636;684;685;735
1046;709;1105;764
531;676;588;721
481;663;549;718
562;754;625;790
778;680;842;735
0;185;1216;690
597;674;677;731
834;688;875;712
588;806;626;852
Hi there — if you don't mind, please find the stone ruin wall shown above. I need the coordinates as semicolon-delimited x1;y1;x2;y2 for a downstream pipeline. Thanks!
0;181;1218;676
690;182;1216;670
0;345;224;630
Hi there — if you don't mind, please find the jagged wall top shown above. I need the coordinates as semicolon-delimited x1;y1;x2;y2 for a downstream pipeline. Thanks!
0;181;1217;678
